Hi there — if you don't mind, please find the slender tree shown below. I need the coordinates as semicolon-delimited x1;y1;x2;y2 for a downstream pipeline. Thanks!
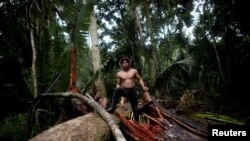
89;10;107;97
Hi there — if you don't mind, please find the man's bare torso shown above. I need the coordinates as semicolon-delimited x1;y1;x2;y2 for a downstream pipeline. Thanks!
117;68;138;88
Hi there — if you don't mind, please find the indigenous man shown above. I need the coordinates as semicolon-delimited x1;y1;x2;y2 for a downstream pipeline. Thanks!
106;56;149;121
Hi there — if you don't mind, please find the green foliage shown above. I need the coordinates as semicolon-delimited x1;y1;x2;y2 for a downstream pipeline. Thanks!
33;0;94;93
0;114;26;141
154;53;194;99
1;0;250;136
57;0;93;45
193;112;245;125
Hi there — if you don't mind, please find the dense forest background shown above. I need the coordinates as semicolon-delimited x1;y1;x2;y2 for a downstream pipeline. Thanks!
0;0;249;140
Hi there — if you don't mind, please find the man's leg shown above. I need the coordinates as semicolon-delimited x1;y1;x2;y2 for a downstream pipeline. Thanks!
107;88;125;113
128;89;139;122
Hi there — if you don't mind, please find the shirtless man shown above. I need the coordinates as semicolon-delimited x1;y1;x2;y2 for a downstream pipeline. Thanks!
106;56;149;121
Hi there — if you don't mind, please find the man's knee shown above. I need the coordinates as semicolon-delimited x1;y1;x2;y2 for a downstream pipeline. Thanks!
114;87;123;94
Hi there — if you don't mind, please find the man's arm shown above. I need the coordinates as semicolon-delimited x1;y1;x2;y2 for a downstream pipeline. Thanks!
116;73;121;88
134;69;149;91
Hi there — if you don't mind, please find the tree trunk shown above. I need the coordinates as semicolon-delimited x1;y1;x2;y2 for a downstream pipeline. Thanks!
89;11;107;97
143;0;159;82
29;113;114;141
69;47;78;92
30;20;38;98
130;0;145;73
28;93;127;141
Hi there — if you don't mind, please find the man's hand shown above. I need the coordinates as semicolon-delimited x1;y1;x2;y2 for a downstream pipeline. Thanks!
143;86;149;91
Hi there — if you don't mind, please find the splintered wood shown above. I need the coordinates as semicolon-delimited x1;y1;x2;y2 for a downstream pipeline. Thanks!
115;102;208;141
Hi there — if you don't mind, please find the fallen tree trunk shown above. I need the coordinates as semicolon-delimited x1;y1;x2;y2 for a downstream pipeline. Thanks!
28;92;208;141
28;92;126;141
29;113;115;141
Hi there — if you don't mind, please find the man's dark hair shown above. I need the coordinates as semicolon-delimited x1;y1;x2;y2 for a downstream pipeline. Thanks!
119;56;132;67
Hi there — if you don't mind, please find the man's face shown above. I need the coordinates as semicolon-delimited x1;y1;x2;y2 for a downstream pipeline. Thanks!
121;60;130;69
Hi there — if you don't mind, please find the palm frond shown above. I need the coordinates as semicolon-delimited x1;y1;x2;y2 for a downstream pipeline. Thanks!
193;112;245;125
73;0;94;45
153;56;194;98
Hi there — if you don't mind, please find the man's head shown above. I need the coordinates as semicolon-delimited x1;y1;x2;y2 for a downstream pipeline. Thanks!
119;56;132;69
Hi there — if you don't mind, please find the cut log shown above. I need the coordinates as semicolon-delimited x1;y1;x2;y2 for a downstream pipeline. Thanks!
28;112;117;141
28;93;126;141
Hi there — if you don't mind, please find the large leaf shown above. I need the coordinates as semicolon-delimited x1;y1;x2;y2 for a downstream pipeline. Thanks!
193;112;245;125
72;0;94;45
